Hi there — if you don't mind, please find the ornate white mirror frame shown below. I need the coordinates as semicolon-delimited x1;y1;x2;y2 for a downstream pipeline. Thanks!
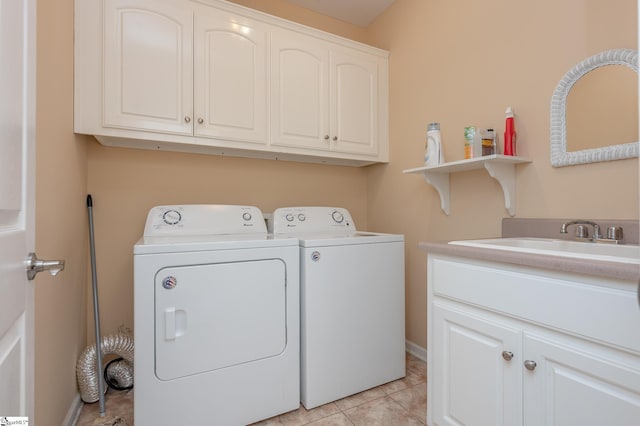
550;48;639;167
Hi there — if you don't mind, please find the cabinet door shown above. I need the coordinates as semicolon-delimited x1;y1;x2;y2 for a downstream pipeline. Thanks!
194;8;267;144
103;0;193;134
524;334;640;425
432;303;522;426
330;49;379;156
270;30;329;150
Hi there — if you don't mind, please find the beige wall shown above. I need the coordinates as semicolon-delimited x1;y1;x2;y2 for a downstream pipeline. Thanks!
365;0;639;347
35;0;88;423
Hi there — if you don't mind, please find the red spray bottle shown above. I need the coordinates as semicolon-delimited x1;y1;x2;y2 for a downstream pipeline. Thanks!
503;107;516;156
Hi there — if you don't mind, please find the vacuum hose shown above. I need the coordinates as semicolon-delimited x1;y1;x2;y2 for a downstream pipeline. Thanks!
76;333;134;403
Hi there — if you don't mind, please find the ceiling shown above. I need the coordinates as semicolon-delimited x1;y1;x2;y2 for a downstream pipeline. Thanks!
285;0;396;27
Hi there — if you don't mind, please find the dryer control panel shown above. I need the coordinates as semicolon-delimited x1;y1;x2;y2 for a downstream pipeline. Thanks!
271;207;356;234
143;205;267;236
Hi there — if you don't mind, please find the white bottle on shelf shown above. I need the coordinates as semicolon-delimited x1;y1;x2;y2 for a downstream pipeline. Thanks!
425;123;443;167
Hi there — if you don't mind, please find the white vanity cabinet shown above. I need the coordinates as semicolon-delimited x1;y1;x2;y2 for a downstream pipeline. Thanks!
75;0;389;166
270;29;383;157
427;254;640;425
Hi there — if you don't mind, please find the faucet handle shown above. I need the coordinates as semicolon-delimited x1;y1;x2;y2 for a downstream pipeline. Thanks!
606;226;623;242
575;225;590;239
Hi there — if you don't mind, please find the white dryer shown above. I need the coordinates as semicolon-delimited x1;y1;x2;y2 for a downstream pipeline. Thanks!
134;205;299;425
271;206;405;409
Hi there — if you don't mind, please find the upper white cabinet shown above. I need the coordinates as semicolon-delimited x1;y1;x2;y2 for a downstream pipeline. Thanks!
270;30;329;151
75;0;389;166
103;0;194;135
270;29;383;156
194;7;268;144
330;48;380;156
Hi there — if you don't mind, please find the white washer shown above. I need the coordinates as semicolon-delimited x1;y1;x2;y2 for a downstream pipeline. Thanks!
134;205;300;425
271;206;405;409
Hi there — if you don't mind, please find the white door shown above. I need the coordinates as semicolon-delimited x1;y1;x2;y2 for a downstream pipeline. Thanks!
524;334;640;425
270;29;329;150
194;7;268;144
330;49;379;156
0;0;35;419
103;0;194;135
432;303;523;426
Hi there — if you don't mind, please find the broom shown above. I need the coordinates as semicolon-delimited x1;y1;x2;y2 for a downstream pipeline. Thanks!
87;194;127;425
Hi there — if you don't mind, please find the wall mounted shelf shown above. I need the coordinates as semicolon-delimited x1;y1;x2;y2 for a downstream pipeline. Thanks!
403;155;531;216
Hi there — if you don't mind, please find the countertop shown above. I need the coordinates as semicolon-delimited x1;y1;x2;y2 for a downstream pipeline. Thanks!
419;241;640;282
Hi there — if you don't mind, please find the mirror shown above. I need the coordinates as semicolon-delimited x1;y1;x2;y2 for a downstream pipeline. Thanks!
550;49;639;167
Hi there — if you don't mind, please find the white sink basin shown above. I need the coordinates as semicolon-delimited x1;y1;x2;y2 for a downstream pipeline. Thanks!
449;237;640;264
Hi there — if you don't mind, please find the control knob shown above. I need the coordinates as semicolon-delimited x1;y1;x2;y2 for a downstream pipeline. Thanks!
162;209;182;225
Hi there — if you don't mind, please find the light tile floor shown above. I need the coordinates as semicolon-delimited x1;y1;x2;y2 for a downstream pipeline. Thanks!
75;353;426;426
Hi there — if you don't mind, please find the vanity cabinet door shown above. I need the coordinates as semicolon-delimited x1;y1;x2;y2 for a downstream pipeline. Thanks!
329;48;380;156
524;334;640;426
432;303;523;426
270;29;330;151
194;7;268;144
103;0;194;135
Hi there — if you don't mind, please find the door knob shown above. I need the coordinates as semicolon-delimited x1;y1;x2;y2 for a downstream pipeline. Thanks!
25;252;65;280
524;360;537;371
502;351;514;361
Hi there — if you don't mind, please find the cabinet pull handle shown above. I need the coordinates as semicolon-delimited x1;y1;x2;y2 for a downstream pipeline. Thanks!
333;136;338;141
197;118;204;124
184;116;191;123
501;351;514;361
524;360;537;371
324;135;330;140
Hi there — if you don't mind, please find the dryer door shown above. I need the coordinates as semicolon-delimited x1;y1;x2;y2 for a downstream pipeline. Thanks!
155;259;286;381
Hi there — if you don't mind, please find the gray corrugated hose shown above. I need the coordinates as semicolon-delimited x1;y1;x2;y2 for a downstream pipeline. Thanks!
76;333;134;403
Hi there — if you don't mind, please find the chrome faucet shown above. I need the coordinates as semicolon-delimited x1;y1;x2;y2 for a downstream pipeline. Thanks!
560;220;624;244
560;220;602;241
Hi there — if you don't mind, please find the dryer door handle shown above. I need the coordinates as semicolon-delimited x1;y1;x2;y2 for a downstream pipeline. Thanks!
164;307;187;340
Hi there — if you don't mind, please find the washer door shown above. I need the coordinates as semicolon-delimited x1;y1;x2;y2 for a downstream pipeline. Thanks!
155;259;286;381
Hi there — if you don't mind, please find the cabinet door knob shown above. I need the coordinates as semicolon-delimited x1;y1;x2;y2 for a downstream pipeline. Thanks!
501;351;514;361
524;360;537;371
324;135;330;140
184;116;191;123
197;118;204;124
333;136;338;141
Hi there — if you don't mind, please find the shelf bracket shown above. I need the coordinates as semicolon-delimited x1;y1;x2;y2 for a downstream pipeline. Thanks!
403;155;529;217
422;172;450;215
484;162;516;216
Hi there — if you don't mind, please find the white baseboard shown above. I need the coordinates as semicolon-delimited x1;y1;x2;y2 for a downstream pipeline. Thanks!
63;393;83;426
405;340;427;362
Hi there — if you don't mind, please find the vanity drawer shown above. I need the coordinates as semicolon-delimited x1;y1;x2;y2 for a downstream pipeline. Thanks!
430;256;640;353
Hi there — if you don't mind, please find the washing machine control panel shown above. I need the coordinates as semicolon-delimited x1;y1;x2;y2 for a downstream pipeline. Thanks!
271;207;356;234
143;205;267;236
